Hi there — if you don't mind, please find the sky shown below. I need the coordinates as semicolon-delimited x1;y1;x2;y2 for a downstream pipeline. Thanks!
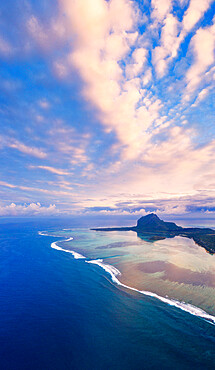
0;0;215;217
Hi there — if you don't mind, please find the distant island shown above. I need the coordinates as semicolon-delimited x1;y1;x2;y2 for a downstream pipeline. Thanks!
92;213;215;254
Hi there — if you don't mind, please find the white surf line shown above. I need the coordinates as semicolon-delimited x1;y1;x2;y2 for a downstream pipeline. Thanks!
87;259;121;278
39;231;86;259
87;259;215;325
39;230;215;324
38;231;53;236
51;240;85;259
38;231;65;237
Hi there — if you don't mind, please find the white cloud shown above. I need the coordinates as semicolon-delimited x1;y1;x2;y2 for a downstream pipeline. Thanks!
0;203;57;216
0;181;16;188
126;47;148;78
9;140;47;158
1;0;214;217
142;68;152;85
30;165;70;175
153;13;179;76
151;0;172;21
185;20;215;98
182;0;213;33
191;87;209;107
0;134;47;159
152;0;214;78
58;0;163;159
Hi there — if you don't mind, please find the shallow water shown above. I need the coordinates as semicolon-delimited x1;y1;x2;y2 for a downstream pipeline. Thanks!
1;218;215;369
46;226;215;316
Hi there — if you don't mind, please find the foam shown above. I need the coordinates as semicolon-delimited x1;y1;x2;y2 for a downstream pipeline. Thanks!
38;231;52;236
87;259;215;325
39;230;215;324
39;231;85;259
64;237;74;242
87;259;121;283
51;240;85;259
39;231;75;239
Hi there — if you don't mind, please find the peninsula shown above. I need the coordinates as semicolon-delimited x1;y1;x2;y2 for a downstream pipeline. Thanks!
92;213;215;254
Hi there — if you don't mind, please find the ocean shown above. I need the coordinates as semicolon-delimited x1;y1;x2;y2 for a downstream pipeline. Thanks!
0;217;215;369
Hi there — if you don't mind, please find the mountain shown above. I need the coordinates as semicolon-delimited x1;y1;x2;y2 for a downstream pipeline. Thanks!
92;213;215;254
135;213;182;232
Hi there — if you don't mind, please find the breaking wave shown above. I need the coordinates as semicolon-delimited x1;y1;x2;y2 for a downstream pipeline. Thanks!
87;258;215;325
51;241;85;259
39;230;215;325
39;231;85;259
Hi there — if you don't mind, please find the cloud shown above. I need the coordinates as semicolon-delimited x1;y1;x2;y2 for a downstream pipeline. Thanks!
191;87;210;107
9;140;47;158
185;20;215;99
47;124;90;164
0;135;47;159
26;14;67;51
0;35;13;56
0;181;16;189
30;165;70;175
27;16;49;48
0;202;57;216
53;60;69;78
182;0;213;33
53;0;215;163
0;0;215;218
152;0;214;78
59;0;165;159
82;193;215;216
152;13;179;77
0;180;74;197
126;47;148;79
38;99;50;109
151;0;172;22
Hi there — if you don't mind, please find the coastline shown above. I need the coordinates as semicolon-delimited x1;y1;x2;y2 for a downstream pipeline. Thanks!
91;213;215;254
39;230;215;325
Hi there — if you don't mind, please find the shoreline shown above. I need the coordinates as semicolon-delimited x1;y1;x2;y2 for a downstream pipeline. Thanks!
39;230;215;325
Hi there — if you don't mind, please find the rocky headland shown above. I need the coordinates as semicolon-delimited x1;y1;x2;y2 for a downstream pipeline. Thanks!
92;213;215;254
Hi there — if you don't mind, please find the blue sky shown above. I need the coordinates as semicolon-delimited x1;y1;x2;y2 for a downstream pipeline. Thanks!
0;0;215;217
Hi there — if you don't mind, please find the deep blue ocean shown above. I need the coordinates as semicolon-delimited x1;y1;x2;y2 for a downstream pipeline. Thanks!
1;217;215;370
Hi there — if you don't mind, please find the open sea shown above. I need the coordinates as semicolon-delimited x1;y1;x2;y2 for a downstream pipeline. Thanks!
1;216;215;369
